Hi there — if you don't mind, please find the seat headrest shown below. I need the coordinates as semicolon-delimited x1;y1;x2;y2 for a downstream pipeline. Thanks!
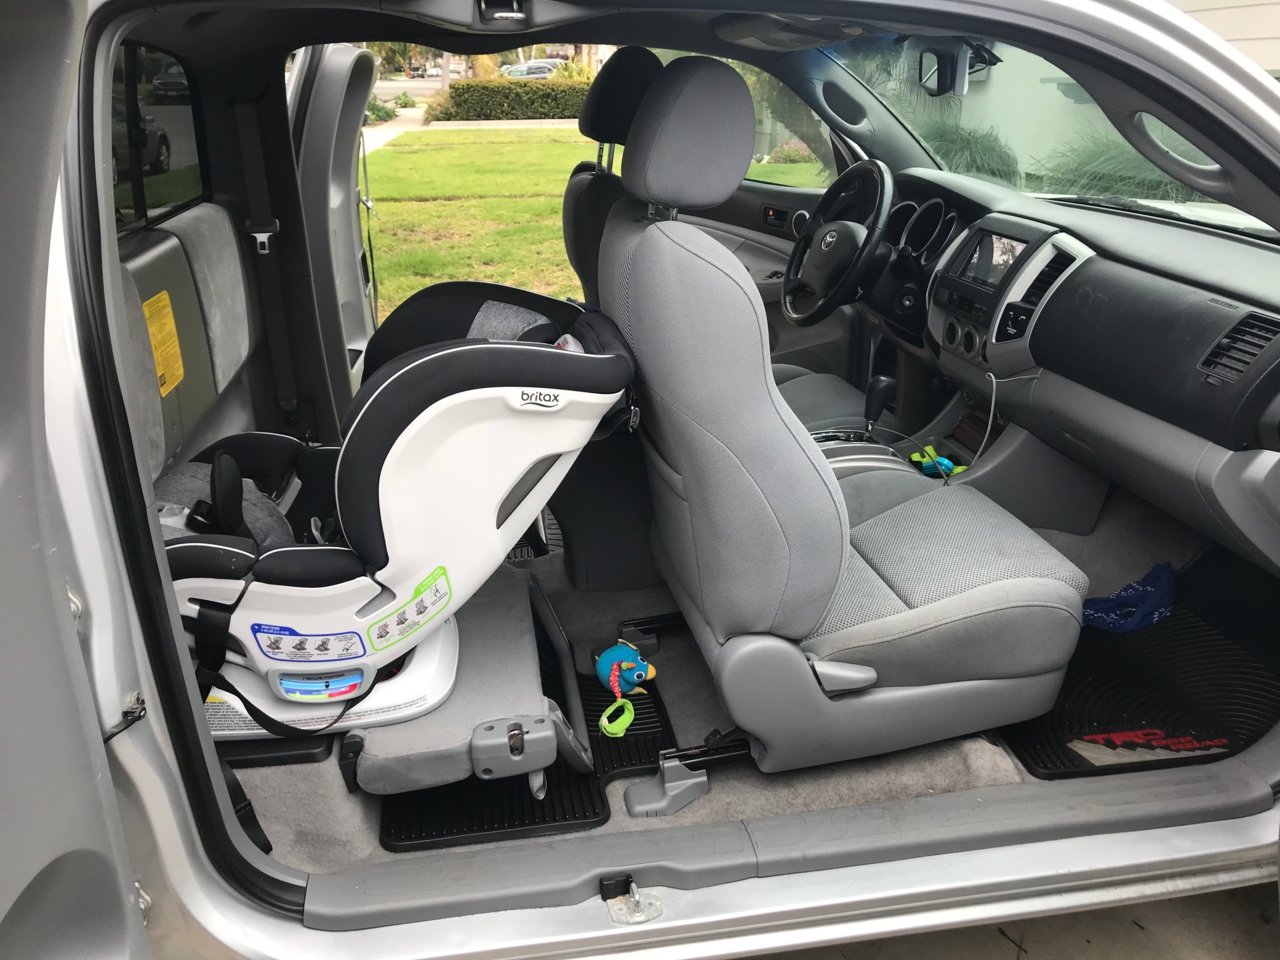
578;46;664;145
622;56;755;211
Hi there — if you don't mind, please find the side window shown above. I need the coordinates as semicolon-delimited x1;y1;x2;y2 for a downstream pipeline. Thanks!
112;44;206;230
723;60;840;189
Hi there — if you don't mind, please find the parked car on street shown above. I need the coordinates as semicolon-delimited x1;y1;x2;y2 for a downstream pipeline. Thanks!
505;61;555;78
150;60;189;103
109;102;169;184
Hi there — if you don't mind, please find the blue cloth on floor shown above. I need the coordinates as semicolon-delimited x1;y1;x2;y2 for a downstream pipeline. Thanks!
1082;563;1176;633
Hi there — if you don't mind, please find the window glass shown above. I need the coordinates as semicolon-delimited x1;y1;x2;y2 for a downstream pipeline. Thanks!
112;44;205;230
826;36;1273;239
652;51;839;189
731;62;839;188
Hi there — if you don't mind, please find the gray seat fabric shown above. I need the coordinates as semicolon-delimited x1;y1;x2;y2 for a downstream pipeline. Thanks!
772;362;899;433
599;56;1088;772
356;564;548;794
154;461;294;550
564;46;664;307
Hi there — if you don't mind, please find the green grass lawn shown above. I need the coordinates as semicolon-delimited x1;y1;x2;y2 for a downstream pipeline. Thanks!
366;126;827;320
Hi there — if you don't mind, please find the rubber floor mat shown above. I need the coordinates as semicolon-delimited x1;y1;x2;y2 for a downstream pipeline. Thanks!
1002;550;1280;778
379;673;676;851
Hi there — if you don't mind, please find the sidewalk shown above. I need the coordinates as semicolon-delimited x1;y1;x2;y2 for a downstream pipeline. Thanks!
363;113;581;152
362;109;422;152
428;118;579;129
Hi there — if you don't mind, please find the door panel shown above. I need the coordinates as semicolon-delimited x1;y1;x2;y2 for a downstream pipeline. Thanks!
686;180;857;382
0;2;147;956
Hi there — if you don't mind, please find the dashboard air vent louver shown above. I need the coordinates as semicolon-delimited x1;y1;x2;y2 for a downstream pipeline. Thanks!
1200;313;1280;382
1024;251;1076;308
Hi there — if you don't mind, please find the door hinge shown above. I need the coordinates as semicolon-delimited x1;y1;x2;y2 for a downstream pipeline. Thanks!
67;583;84;623
134;881;152;927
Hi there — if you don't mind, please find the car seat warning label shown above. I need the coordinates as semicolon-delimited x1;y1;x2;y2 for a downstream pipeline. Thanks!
368;566;451;652
142;289;185;398
251;623;366;663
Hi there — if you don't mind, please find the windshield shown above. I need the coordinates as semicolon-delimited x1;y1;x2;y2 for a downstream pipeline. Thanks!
825;35;1276;240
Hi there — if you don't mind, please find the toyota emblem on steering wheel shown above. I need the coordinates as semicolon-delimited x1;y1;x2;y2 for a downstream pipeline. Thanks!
820;230;839;251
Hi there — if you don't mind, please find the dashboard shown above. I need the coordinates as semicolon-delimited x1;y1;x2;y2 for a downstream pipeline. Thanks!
860;168;1280;574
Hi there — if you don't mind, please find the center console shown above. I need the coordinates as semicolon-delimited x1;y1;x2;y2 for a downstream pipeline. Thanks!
928;214;1094;389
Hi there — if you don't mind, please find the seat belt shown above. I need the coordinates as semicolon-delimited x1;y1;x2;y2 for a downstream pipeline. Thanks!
358;131;380;322
192;603;374;739
233;98;301;436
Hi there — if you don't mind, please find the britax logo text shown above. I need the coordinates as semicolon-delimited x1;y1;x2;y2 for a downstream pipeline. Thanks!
520;389;561;408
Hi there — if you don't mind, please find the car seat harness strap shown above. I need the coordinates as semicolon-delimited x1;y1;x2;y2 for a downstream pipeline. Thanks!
192;601;376;738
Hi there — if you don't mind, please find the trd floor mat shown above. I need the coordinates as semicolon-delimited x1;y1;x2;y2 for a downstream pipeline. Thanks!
1002;550;1280;778
379;672;677;851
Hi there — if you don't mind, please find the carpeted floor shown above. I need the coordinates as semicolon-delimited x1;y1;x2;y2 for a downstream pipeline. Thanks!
1034;486;1206;596
239;553;1024;874
237;488;1215;875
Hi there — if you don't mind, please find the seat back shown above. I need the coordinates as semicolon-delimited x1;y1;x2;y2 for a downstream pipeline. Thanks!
294;43;378;407
117;202;262;482
562;46;663;307
599;57;849;642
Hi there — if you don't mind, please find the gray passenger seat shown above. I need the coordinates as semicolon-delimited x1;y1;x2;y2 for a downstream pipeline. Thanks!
599;55;1089;773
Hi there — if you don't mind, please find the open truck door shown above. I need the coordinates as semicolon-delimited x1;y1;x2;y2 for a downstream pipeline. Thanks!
0;2;148;956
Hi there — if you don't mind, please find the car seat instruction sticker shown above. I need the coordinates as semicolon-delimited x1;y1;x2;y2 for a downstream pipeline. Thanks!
142;289;185;398
368;566;451;652
251;623;366;663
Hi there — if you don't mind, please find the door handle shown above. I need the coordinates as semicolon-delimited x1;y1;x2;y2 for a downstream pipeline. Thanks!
761;205;790;230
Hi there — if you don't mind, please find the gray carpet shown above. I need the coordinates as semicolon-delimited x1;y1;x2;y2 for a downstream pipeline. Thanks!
239;555;1022;874
1035;486;1207;596
236;751;383;873
514;552;676;673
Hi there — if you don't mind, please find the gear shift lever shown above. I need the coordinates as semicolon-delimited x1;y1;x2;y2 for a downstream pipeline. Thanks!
863;375;896;439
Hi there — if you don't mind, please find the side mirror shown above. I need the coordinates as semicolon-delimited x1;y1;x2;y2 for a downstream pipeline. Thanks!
919;44;971;97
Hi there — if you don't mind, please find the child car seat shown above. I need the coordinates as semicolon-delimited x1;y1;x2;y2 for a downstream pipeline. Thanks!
162;328;632;761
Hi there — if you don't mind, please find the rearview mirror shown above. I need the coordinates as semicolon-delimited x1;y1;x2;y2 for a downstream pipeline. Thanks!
919;43;971;97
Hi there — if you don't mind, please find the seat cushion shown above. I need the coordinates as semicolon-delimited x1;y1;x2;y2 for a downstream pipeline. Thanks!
803;471;1089;687
356;564;549;794
154;461;294;550
772;363;898;433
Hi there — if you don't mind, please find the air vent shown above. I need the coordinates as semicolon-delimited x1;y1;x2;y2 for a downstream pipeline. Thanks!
1200;313;1280;382
1024;251;1075;308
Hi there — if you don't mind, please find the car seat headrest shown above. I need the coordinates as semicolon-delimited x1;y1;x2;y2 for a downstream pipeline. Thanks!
578;46;664;145
622;56;755;211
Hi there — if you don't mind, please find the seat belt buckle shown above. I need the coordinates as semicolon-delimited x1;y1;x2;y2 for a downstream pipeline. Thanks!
247;218;280;255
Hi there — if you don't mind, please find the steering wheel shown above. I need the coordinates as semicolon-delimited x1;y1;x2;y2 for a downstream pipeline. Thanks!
782;159;894;327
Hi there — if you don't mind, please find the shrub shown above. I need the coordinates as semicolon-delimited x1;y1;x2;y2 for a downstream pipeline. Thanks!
364;94;396;124
433;78;592;121
1033;126;1202;202
552;59;595;82
421;90;450;125
767;139;814;164
916;120;1020;187
393;91;415;109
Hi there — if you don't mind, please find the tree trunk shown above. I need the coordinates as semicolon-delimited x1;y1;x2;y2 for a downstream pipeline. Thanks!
441;51;451;90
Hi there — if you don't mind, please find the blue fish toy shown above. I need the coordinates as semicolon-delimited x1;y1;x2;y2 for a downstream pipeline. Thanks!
595;640;656;697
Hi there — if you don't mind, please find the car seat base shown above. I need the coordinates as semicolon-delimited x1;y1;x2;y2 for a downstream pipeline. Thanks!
204;617;459;739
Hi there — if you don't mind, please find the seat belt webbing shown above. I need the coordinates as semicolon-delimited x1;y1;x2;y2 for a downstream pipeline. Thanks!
358;132;380;323
192;602;373;739
233;98;300;434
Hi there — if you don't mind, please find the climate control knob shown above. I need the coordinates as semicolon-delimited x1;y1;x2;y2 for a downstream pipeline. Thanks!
943;318;960;348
